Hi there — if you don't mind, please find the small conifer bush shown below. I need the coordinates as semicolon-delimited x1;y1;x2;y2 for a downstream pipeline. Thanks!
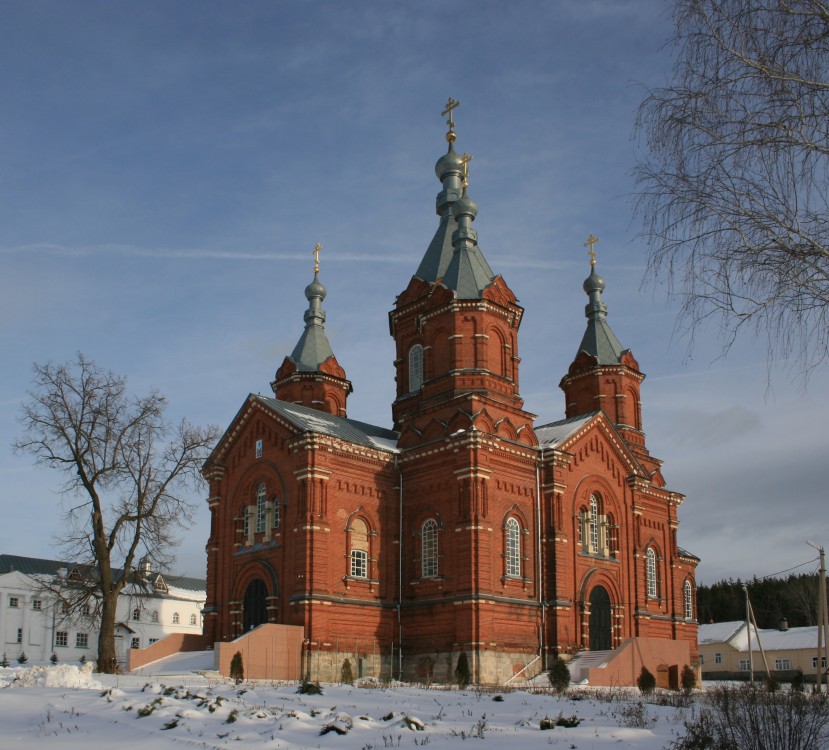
637;665;656;694
229;651;244;684
0;653;9;667
680;664;696;693
17;652;28;665
549;656;571;693
340;657;354;685
50;652;59;664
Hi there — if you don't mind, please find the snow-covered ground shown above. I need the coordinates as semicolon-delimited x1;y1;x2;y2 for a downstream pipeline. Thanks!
0;659;701;749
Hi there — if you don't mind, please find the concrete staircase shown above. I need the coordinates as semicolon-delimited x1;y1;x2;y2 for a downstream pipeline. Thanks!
566;650;613;683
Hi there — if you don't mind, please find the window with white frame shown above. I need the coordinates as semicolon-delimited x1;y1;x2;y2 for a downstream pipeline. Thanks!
589;495;599;552
408;344;424;392
421;519;438;578
255;482;267;533
172;612;180;625
273;494;280;529
350;549;368;578
715;652;722;664
16;628;22;644
152;611;159;623
55;631;67;647
684;579;694;619
130;637;140;650
32;599;42;610
76;633;88;649
190;614;197;625
505;517;521;578
132;608;140;621
774;658;791;671
9;597;18;608
813;656;827;668
349;518;370;579
739;660;751;671
149;638;159;645
646;547;658;598
606;512;617;556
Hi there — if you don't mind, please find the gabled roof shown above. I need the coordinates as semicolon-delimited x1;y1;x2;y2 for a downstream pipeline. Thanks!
536;412;598;448
209;395;400;459
699;620;822;652
535;410;647;478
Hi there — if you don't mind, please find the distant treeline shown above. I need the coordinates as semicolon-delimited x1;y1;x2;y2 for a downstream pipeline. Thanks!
697;573;827;628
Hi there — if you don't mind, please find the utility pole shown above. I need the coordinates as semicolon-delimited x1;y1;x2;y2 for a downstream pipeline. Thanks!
744;584;753;682
807;541;828;692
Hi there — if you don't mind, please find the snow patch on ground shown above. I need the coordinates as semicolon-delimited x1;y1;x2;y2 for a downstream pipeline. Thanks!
6;662;102;689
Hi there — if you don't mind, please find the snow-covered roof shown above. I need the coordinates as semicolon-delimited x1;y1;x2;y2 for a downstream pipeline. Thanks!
254;395;400;452
699;620;823;652
535;412;597;448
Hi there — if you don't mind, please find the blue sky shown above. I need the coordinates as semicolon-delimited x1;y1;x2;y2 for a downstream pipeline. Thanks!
1;0;826;585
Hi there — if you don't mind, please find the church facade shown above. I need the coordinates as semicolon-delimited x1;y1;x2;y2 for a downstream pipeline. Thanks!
202;108;699;684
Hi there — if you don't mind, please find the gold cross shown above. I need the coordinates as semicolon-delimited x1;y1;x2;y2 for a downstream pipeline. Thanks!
441;97;460;131
313;242;322;274
461;152;473;188
583;234;599;266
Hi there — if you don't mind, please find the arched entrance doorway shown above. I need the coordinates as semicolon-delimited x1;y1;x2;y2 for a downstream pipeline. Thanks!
243;579;268;632
588;585;612;651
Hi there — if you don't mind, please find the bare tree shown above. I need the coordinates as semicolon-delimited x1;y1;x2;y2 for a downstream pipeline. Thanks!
635;0;829;376
13;354;219;673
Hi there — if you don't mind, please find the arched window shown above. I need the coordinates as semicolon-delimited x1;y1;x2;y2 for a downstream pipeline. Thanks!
506;517;521;578
255;482;267;533
132;608;140;621
189;613;197;625
349;518;370;579
684;579;694;619
646;547;658;598
350;549;368;578
272;494;280;529
242;505;250;538
409;344;424;392
172;612;180;625
421;519;438;578
589;495;599;552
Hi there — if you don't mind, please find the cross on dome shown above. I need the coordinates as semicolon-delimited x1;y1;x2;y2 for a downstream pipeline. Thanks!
583;234;599;266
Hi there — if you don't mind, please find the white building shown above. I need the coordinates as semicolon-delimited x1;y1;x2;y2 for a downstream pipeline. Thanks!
0;554;205;668
699;620;828;681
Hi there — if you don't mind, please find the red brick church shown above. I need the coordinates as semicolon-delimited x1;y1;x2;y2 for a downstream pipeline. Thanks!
201;105;699;684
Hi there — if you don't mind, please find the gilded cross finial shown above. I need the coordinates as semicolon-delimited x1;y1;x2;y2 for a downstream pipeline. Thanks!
313;242;322;274
460;152;473;188
583;234;599;266
441;97;460;142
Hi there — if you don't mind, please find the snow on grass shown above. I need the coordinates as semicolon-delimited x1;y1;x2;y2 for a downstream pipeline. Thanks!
0;664;699;749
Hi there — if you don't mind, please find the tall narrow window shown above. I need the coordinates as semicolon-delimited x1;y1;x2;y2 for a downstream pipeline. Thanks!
349;518;370;579
589;495;599;552
172;612;180;625
684;579;694;619
272;495;280;529
506;517;521;578
421;519;438;578
255;482;267;533
409;344;424;392
646;547;658;598
606;513;617;557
